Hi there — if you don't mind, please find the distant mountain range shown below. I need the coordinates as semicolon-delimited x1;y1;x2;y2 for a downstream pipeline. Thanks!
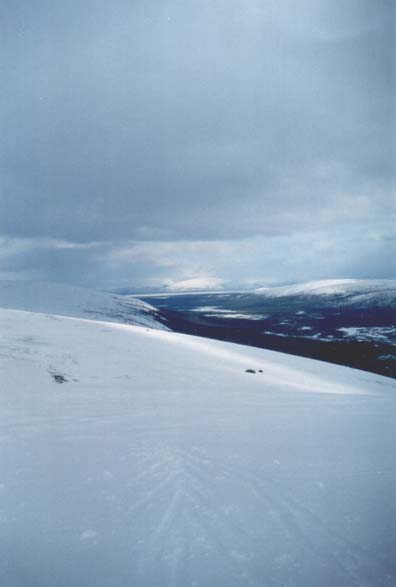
255;279;396;305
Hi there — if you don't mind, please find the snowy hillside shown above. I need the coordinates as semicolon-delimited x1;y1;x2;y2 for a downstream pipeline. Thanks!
255;278;396;305
1;307;396;586
0;280;167;329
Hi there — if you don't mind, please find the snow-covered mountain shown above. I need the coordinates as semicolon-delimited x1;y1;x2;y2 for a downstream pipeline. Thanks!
255;278;396;305
0;280;168;329
1;303;396;586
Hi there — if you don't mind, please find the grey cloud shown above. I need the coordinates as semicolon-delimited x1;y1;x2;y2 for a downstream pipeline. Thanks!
0;1;394;287
0;238;107;285
1;1;394;242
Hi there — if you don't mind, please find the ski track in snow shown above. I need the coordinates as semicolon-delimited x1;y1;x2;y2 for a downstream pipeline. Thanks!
1;307;396;586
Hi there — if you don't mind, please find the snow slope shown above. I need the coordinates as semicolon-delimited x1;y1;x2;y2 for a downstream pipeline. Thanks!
0;280;167;329
255;279;396;304
1;307;396;586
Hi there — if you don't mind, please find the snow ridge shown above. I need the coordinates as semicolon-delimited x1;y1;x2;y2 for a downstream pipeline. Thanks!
0;280;168;330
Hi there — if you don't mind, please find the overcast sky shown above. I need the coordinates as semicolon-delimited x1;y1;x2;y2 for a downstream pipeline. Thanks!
1;0;395;291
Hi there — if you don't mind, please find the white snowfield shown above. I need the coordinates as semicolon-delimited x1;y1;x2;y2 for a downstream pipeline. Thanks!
0;280;167;330
1;307;396;587
255;278;396;302
192;307;263;320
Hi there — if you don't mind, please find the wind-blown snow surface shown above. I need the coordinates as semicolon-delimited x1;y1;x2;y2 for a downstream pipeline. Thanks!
0;280;167;329
1;308;396;587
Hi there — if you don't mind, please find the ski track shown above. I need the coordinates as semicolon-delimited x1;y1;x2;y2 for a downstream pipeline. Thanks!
113;443;396;587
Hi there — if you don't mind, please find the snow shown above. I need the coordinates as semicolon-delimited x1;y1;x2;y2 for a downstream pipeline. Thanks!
192;307;263;320
338;326;396;342
210;313;262;320
1;305;396;586
191;306;228;312
255;278;396;301
263;331;289;337
137;290;242;298
0;280;167;330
